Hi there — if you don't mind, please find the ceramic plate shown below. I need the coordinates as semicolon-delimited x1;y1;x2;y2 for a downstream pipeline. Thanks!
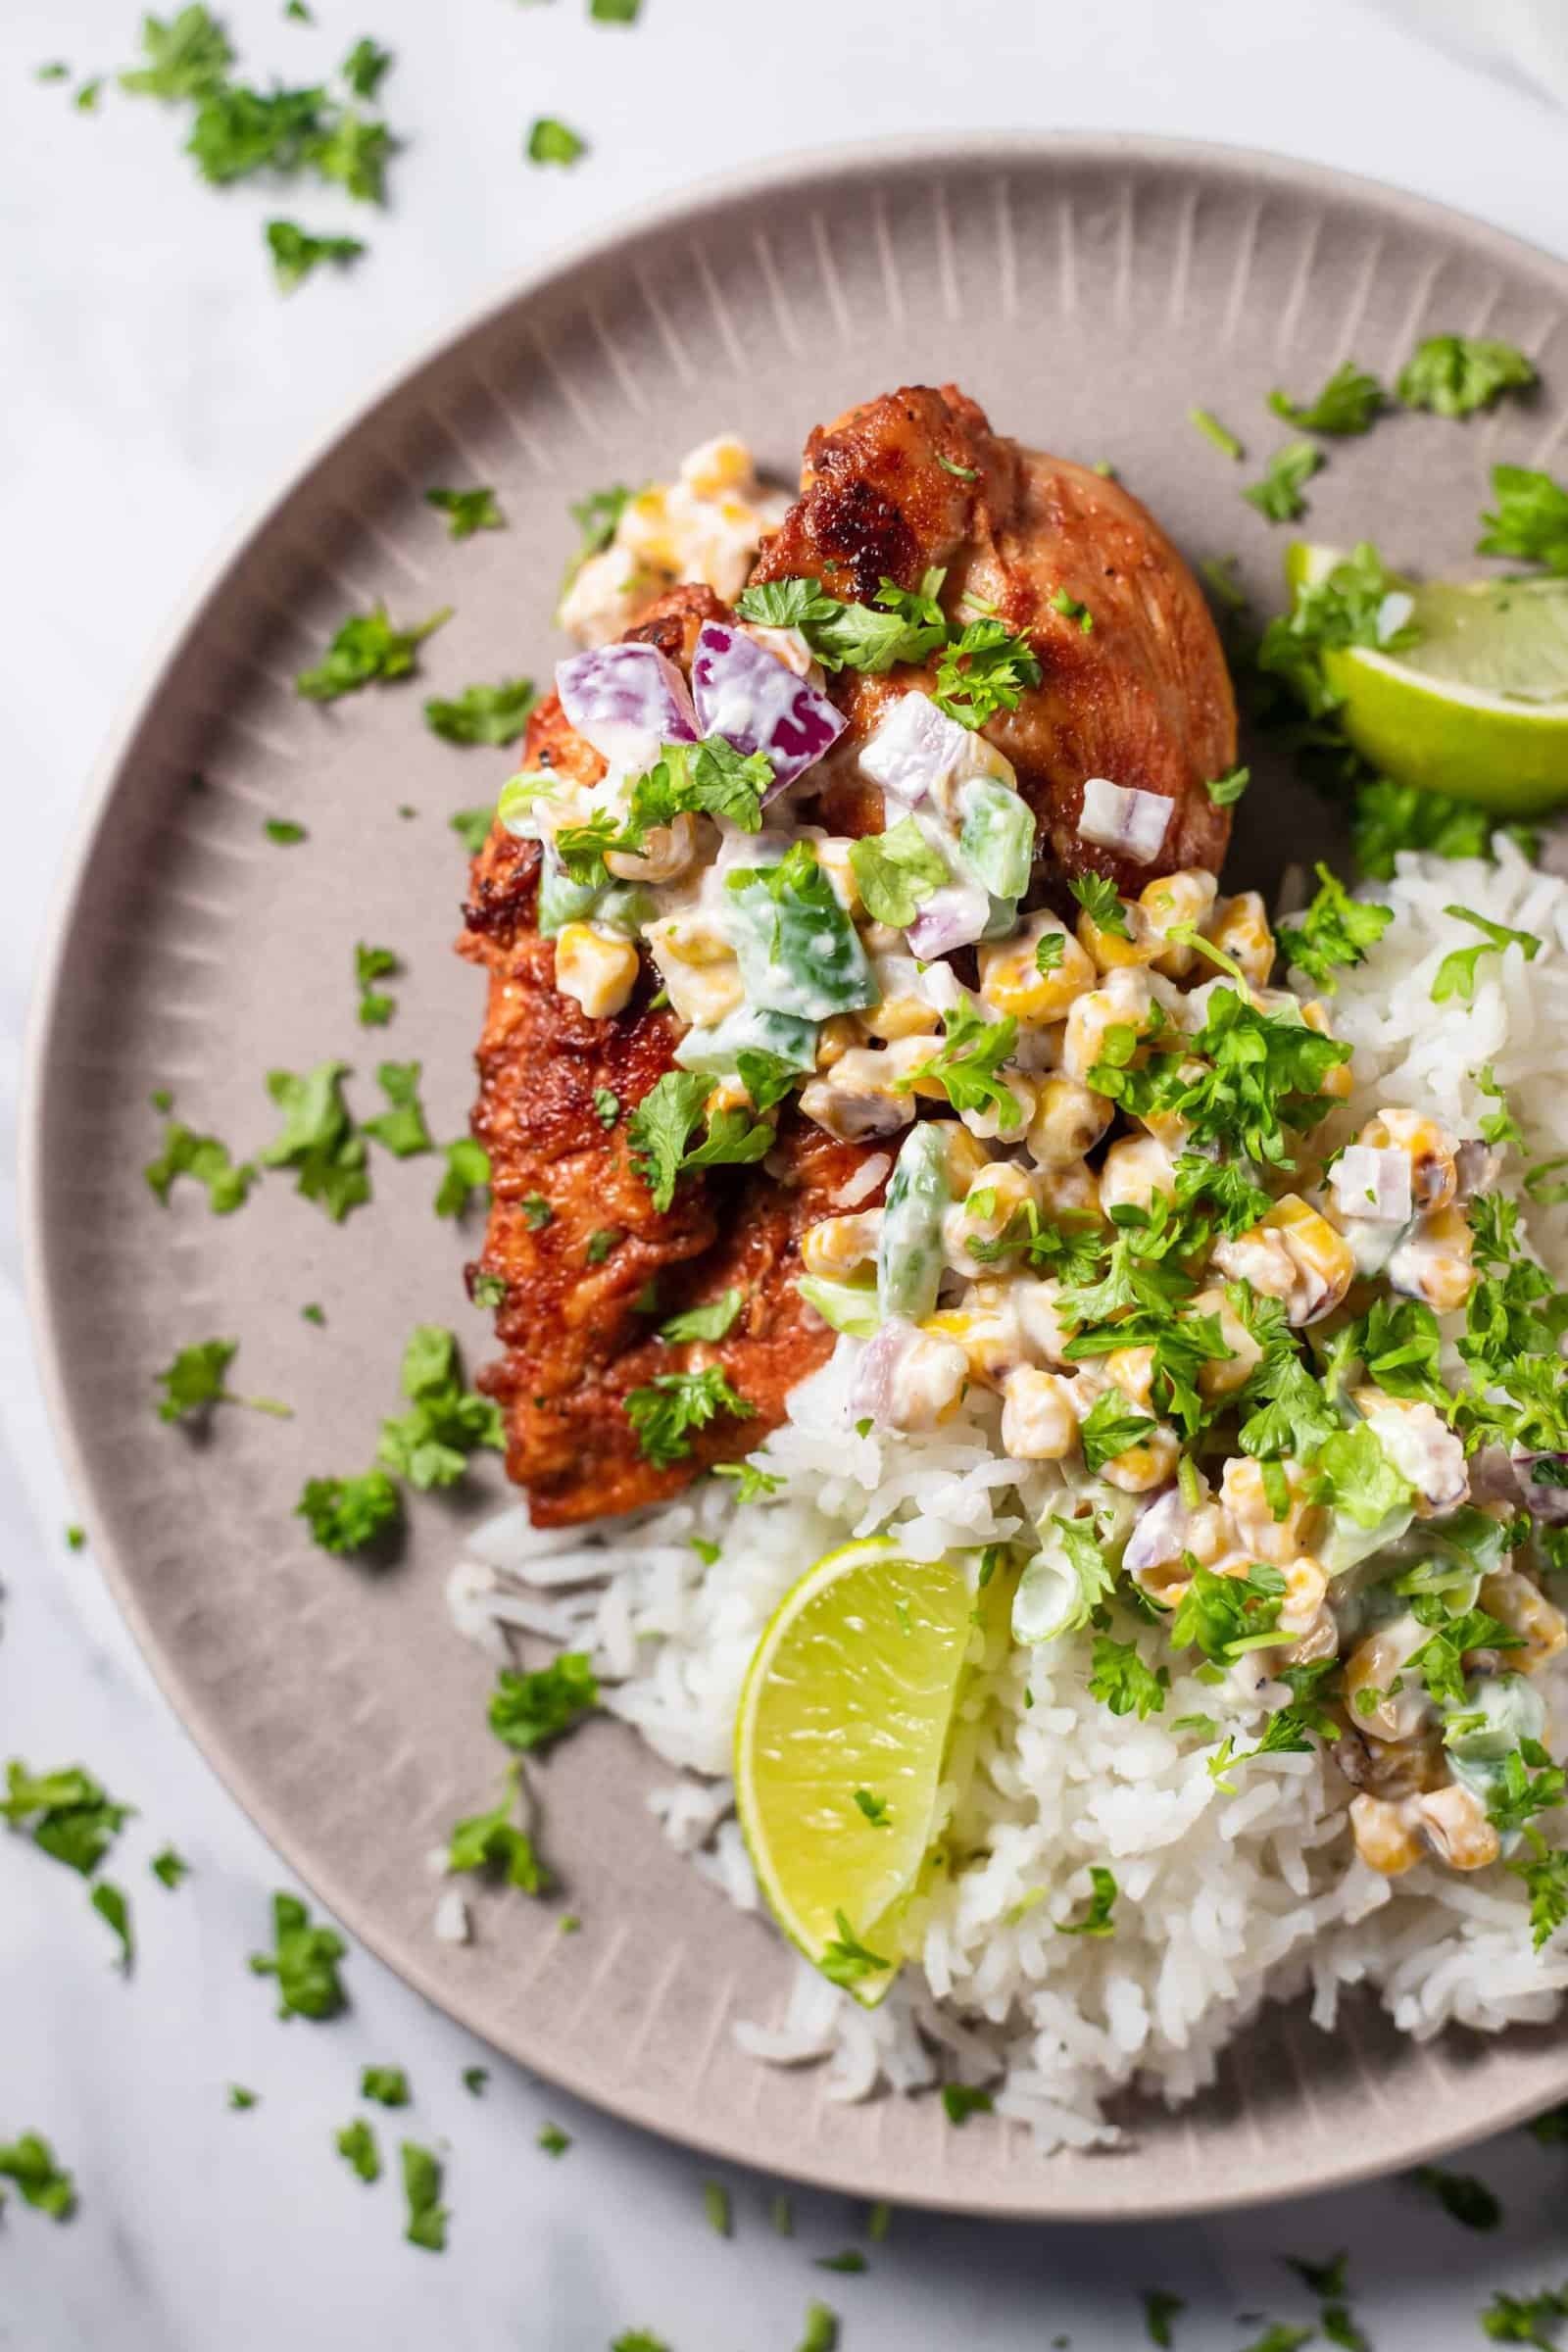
24;135;1568;2219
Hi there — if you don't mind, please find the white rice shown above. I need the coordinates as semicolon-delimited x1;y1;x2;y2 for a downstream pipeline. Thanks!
449;842;1568;2152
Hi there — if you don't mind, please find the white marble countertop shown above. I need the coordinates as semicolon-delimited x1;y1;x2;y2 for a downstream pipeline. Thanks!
5;2;1568;2345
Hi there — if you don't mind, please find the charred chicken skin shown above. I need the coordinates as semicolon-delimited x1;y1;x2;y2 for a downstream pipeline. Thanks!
459;386;1236;1523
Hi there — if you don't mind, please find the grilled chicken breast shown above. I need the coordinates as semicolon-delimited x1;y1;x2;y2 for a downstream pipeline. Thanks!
460;385;1235;1523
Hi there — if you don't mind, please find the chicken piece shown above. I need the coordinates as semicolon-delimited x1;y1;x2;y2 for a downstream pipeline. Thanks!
751;384;1235;892
458;589;887;1524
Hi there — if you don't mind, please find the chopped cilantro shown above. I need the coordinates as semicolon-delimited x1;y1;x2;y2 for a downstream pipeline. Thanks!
119;8;234;100
150;1845;189;1889
264;816;308;843
1480;2281;1568;2344
799;2308;839;2352
144;1120;257;1214
852;1788;891;1827
436;1137;491;1219
702;2178;731;2235
933;616;1042;729
424;485;504;539
1398;334;1536;417
1508;1835;1568;1951
2;1763;130;1879
847;817;949;927
341;37;392;102
711;1459;785;1503
522;1192;554;1230
1316;1420;1415;1529
586;1227;619;1264
261;1060;369;1220
1478;464;1568;574
355;942;398;1027
488;1652;599;1752
336;2117;380;2181
1142;2287;1185;2347
941;2083;995;2126
818;1909;892;1990
900;1003;1022;1127
1350;778;1521;879
249;1890;347;2019
1189;408;1243;461
1070;870;1132;938
1055;1865;1118;1937
296;605;449;701
462;2068;488;2096
816;2250;867;2274
628;1070;773;1211
0;2132;75;2222
1167;1556;1285;1663
361;2065;410;2107
561;482;634;599
425;677;537;748
296;1469;402;1555
527;117;585;165
1035;930;1066;974
1088;1635;1167;1720
265;219;364;292
1432;905;1542;1004
1052;586;1094;632
155;1338;289;1424
448;1765;547;1893
363;1060;433;1158
1276;863;1392;990
1078;1393;1156;1477
590;0;642;19
1268;362;1384;434
538;2122;571;2158
1243;440;1323;522
659;1289;743;1344
1411;2164;1501;2230
450;804;494;856
66;1525;86;1551
400;2140;448;2252
377;1325;503;1489
625;1366;754;1468
228;2084;258;2109
1204;764;1250;807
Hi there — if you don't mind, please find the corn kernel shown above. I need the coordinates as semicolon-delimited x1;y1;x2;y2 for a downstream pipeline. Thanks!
1349;1793;1423;1877
1099;1132;1177;1217
1413;1784;1500;1872
1189;1285;1260;1400
1480;1568;1568;1674
1206;890;1275;988
1141;869;1219;978
554;922;640;1019
863;994;943;1043
1390;1202;1475;1314
1076;903;1157;973
1025;1077;1113;1171
1000;1367;1079;1460
800;1211;881;1279
978;914;1096;1022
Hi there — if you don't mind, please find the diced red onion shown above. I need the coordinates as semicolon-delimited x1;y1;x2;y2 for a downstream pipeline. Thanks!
690;620;845;794
1077;776;1173;864
906;881;991;957
1123;1485;1191;1575
1330;1146;1413;1225
858;692;971;808
556;643;698;771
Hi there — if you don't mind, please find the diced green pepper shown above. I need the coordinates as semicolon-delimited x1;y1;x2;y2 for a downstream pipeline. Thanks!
877;1123;950;1322
957;778;1035;902
724;847;878;1022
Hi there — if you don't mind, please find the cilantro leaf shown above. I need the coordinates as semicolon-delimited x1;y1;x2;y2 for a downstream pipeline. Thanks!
249;1890;347;2019
1276;863;1393;991
155;1338;288;1424
1142;2288;1186;2347
377;1325;503;1490
1432;904;1542;1004
264;816;307;844
1509;1838;1568;1952
1087;1635;1167;1720
1205;764;1250;807
1078;1392;1156;1476
1350;778;1517;879
1268;362;1384;435
1478;464;1568;574
0;2132;75;2222
424;484;504;540
818;1908;892;1989
261;1060;369;1220
1315;1420;1415;1529
630;735;772;833
1398;334;1537;417
900;1003;1022;1127
624;1366;754;1467
1411;2164;1501;2231
448;1765;547;1893
400;2140;448;2252
90;1881;134;1970
450;805;495;857
119;7;233;100
296;1469;402;1555
340;37;392;102
296;605;450;701
847;817;949;927
527;117;585;165
265;219;365;292
1055;1865;1118;1937
434;1137;490;1220
1257;540;1416;717
362;1060;432;1157
2;1762;130;1878
1069;871;1132;938
659;1289;743;1344
355;941;397;1027
336;2117;380;2182
1189;409;1243;461
144;1119;257;1214
488;1653;599;1752
1167;1556;1285;1663
150;1845;189;1889
1243;440;1323;522
940;2084;994;2125
627;1070;773;1212
424;677;537;748
932;616;1043;729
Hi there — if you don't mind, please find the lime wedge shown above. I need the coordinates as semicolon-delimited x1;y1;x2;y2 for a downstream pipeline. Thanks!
734;1537;978;2004
1285;542;1568;815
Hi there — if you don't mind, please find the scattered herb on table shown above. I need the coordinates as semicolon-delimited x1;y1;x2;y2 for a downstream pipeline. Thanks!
527;117;585;165
354;942;399;1027
462;2067;488;2096
488;1653;599;1752
363;1060;433;1158
0;2132;76;2222
2;1763;131;1877
1398;334;1537;416
1411;2162;1502;2230
296;606;450;701
425;677;537;748
1477;463;1568;575
424;485;505;539
150;1845;189;1890
261;1060;370;1221
940;2083;994;2127
437;1138;492;1219
1142;2287;1184;2346
361;2066;410;2107
703;2179;731;2236
296;1469;403;1555
447;1766;547;1894
264;816;308;844
1268;361;1383;434
1189;408;1243;460
336;2117;380;2181
400;2141;447;2250
450;805;494;856
228;2085;259;2110
266;220;365;292
145;1120;257;1214
249;1890;348;2020
154;1339;289;1424
1243;440;1323;522
538;2122;571;2157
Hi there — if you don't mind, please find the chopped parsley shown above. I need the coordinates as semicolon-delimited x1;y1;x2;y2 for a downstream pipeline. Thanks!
852;1788;891;1827
436;1137;491;1218
1204;763;1250;807
847;817;949;927
625;1366;754;1468
361;2065;410;2107
1035;930;1066;973
264;816;307;844
1088;1635;1168;1720
527;117;585;165
1070;870;1132;938
1397;334;1536;416
1480;2281;1568;2345
425;677;537;748
336;2118;381;2181
249;1890;347;2020
228;2084;259;2110
1167;1557;1285;1663
940;2083;995;2126
2;1763;130;1878
296;605;450;701
341;37;392;101
150;1845;189;1889
1142;2288;1186;2347
538;2122;571;2158
400;2140;448;2252
1275;864;1393;990
1478;464;1568;574
1189;408;1243;461
447;1766;547;1894
585;1227;619;1265
818;1909;891;1989
900;1003;1022;1127
424;485;504;539
933;615;1043;729
1051;586;1094;632
261;1060;369;1220
472;1269;506;1311
1411;2164;1501;2231
1268;361;1384;434
144;1119;257;1214
354;942;398;1027
265;219;365;292
1243;440;1323;523
154;1338;289;1424
522;1192;554;1230
119;7;234;101
295;1469;402;1554
462;2067;488;2096
488;1653;599;1752
627;1070;774;1212
0;2132;75;2222
450;805;494;857
1432;905;1542;1004
376;1325;504;1490
1055;1866;1118;1937
659;1290;743;1344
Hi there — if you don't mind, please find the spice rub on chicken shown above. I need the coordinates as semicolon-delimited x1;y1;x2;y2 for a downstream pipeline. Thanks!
459;386;1238;1524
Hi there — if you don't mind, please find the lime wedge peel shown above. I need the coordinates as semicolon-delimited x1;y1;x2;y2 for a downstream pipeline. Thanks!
1284;542;1568;817
733;1537;979;2006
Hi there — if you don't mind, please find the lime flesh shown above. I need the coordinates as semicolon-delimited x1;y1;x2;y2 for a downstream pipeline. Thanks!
1286;542;1568;815
733;1537;976;2003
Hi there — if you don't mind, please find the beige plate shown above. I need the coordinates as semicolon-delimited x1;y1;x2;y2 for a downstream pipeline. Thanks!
24;136;1568;2220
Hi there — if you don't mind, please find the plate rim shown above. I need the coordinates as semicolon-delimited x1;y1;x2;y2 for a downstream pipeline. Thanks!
22;128;1568;2222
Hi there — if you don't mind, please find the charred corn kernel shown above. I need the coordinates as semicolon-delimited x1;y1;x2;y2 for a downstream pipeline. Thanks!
606;812;697;885
1076;901;1157;973
863;993;943;1043
645;914;745;1026
999;1366;1079;1459
800;1210;882;1279
1413;1784;1500;1872
1265;1195;1355;1325
1038;1157;1102;1222
1062;967;1155;1083
1219;1457;1321;1565
814;1014;859;1072
1358;1107;1458;1214
1099;1426;1181;1494
1390;1203;1476;1314
1140;868;1219;978
554;922;641;1019
1206;890;1275;988
1277;1554;1329;1636
978;913;1096;1022
1025;1077;1113;1170
1343;1615;1430;1743
1480;1568;1568;1674
921;1305;1019;1387
812;836;861;918
1190;1286;1259;1400
1349;1793;1423;1877
1298;999;1353;1101
1099;1132;1177;1217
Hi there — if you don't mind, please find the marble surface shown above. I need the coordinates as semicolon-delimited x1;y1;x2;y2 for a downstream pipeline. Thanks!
5;2;1568;2344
